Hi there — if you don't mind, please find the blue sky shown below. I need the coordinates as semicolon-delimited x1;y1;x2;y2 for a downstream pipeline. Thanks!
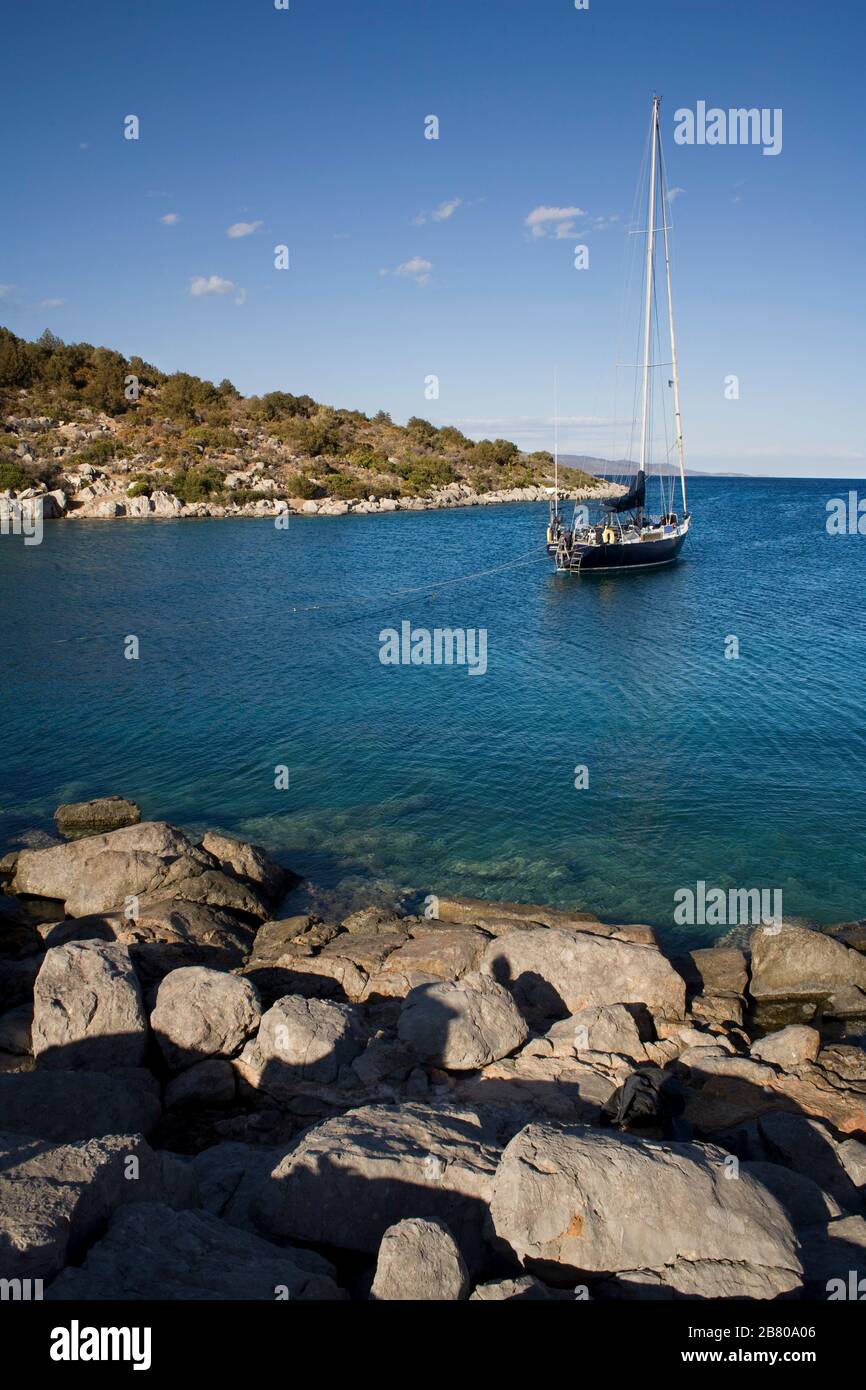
2;0;864;475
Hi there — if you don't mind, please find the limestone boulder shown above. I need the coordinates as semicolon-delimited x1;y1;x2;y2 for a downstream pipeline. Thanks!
398;973;528;1071
252;1103;502;1266
0;1068;161;1143
150;966;261;1070
750;1025;821;1068
481;928;686;1022
381;927;490;981
54;797;141;836
370;1217;469;1300
750;922;866;1002
33;941;147;1069
46;1201;343;1300
489;1123;802;1297
0;1132;181;1281
235;994;366;1093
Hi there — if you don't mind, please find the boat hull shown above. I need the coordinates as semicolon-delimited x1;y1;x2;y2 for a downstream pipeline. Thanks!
557;531;687;573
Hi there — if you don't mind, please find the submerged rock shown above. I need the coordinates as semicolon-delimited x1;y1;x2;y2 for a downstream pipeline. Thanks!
54;797;141;836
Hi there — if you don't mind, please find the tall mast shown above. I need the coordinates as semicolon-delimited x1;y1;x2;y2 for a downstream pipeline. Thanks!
553;368;559;512
658;108;687;515
638;95;659;477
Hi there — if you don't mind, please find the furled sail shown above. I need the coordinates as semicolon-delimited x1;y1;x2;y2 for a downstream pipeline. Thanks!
606;469;646;514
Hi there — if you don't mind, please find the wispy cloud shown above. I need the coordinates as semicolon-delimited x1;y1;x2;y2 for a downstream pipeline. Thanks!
414;197;463;227
189;275;246;305
525;205;585;239
226;220;262;239
666;187;685;203
0;284;16;301
381;256;433;286
39;298;65;309
161;213;181;225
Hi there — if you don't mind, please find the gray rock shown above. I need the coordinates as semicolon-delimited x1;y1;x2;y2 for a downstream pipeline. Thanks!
741;1161;841;1226
54;797;141;836
46;1202;343;1300
750;922;866;1002
481;928;686;1022
489;1123;802;1298
544;1004;647;1061
729;1112;865;1212
798;1216;866;1292
199;831;290;901
398;973;528;1071
235;994;366;1093
151;966;261;1070
33;940;147;1069
0;1132;180;1281
0;1068;161;1142
191;1142;286;1231
434;896;655;946
252;1102;502;1267
0;1004;33;1055
682;947;748;997
750;1024;821;1068
370;1217;470;1300
10;821;271;921
470;1275;553;1300
381;927;490;981
165;1058;236;1109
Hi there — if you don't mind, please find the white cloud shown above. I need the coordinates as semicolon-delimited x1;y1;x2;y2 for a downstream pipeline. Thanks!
161;212;180;225
381;257;433;285
666;187;685;203
525;205;585;239
414;197;463;226
39;298;65;309
432;197;462;221
226;220;263;238
189;275;237;297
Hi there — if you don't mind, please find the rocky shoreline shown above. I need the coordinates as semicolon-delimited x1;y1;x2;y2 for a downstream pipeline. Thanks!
1;797;864;1301
2;475;621;523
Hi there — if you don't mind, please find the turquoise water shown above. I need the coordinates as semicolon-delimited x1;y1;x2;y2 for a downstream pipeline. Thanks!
1;477;864;946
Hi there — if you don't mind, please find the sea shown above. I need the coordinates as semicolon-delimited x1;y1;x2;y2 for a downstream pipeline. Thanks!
2;475;864;948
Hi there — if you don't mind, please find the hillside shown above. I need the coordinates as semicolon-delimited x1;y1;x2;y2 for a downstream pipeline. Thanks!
0;328;608;518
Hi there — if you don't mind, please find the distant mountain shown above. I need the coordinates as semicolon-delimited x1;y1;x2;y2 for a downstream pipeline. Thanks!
559;454;751;479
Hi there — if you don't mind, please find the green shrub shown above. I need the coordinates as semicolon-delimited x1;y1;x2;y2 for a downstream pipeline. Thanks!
182;424;238;450
167;466;224;503
0;459;27;491
127;479;152;498
349;448;390;471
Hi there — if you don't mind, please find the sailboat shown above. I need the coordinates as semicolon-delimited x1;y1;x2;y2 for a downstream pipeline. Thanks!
548;95;691;574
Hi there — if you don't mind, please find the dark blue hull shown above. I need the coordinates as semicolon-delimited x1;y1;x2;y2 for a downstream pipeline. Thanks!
558;531;687;572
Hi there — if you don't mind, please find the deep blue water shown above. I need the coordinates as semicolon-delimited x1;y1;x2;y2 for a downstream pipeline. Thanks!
1;476;864;946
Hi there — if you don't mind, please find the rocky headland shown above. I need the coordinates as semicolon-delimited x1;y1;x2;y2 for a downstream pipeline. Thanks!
2;798;864;1301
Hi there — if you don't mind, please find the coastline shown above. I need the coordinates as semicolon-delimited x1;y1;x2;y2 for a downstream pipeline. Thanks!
2;479;625;523
1;796;864;1302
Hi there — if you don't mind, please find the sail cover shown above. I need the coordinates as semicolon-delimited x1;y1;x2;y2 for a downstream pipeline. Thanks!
607;469;646;513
